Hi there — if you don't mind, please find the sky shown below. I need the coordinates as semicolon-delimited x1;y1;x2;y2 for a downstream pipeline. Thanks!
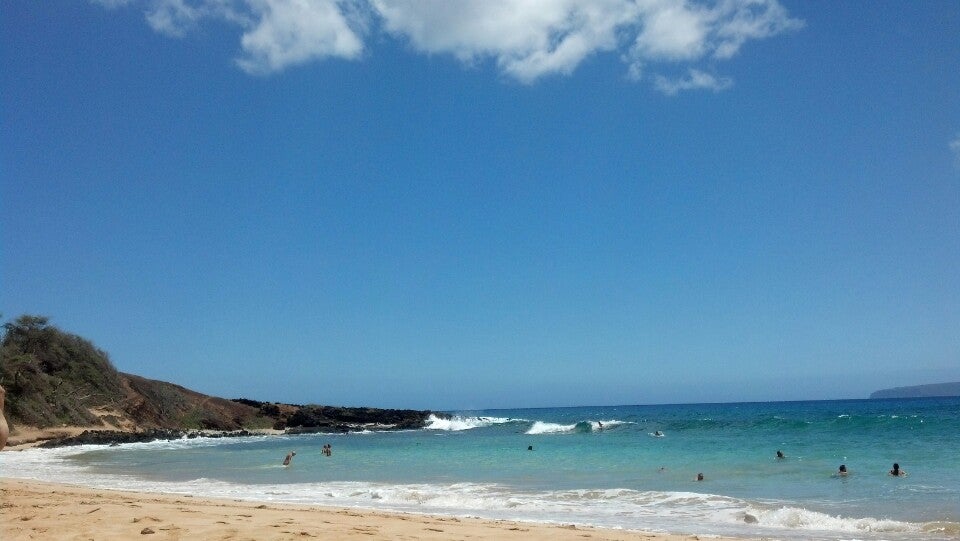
2;0;959;411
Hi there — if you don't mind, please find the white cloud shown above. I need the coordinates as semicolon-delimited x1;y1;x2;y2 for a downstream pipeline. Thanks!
711;0;804;59
951;135;960;168
96;0;802;90
236;0;367;74
91;0;134;7
142;0;254;38
623;0;804;83
631;0;710;61
374;0;637;83
145;0;202;37
654;68;733;95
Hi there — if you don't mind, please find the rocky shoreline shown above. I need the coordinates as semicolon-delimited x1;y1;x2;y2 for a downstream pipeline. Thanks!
31;406;449;448
35;428;264;448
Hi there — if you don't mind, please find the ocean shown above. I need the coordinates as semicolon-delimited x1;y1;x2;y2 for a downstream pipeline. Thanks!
3;397;959;540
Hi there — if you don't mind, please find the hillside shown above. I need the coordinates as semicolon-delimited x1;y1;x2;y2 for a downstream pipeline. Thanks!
1;315;439;446
0;315;275;432
870;382;960;399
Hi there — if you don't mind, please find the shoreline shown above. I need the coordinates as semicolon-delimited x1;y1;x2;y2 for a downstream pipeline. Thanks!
2;425;287;450
4;405;957;541
0;478;748;541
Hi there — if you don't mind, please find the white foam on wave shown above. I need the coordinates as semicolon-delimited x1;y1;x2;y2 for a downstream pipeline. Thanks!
118;434;274;451
749;505;920;535
526;419;629;435
526;421;577;434
424;414;515;431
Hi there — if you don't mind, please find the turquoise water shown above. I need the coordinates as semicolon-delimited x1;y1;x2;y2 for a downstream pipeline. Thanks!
4;397;959;540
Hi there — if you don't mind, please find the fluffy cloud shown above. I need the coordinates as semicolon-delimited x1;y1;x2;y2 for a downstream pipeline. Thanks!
96;0;802;92
236;0;367;74
374;0;637;83
654;68;733;95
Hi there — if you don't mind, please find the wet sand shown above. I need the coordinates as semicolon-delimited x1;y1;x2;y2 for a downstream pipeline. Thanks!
0;478;747;541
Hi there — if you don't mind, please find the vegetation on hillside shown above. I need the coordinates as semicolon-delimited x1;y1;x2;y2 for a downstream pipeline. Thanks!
0;314;440;439
0;315;273;431
1;315;125;428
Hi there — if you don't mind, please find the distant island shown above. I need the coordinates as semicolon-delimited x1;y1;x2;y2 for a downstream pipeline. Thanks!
870;382;960;399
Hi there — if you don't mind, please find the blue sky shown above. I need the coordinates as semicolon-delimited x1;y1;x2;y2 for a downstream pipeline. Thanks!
2;1;958;410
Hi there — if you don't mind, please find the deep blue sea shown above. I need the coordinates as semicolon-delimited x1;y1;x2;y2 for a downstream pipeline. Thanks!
4;397;959;540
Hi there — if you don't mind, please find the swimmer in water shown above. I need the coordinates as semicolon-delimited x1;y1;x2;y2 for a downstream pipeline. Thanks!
889;463;906;477
282;451;296;466
776;450;786;459
837;464;848;476
654;430;664;437
696;473;704;481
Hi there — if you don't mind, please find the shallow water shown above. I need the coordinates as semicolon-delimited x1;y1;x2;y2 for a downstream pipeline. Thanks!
3;397;958;540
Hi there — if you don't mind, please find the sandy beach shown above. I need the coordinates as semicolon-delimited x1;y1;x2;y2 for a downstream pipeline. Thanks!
0;478;745;541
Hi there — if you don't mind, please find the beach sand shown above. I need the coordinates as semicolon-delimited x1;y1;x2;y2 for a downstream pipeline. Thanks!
0;478;748;541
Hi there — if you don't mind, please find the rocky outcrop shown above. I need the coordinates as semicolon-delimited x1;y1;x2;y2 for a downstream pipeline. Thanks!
35;405;446;447
284;405;442;432
231;398;302;430
37;428;260;448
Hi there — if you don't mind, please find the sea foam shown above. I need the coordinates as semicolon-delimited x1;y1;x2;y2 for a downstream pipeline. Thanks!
526;419;629;434
425;414;515;431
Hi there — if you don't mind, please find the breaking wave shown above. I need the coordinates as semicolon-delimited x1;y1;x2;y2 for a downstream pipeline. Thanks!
525;419;629;435
424;414;518;431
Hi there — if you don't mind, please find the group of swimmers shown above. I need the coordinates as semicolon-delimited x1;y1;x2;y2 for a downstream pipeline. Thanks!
835;462;906;477
775;449;907;478
282;444;333;466
655;450;909;482
690;451;907;482
688;449;907;481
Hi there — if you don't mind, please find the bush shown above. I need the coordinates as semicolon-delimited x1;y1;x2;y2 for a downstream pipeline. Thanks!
1;315;124;427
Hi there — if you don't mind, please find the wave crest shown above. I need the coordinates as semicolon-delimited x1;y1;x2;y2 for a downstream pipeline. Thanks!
749;505;921;534
424;415;515;431
526;421;578;434
526;419;630;435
